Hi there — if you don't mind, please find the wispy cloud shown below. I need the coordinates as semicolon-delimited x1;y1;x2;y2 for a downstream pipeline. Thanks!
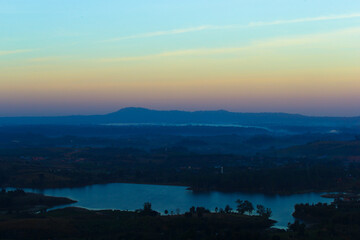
102;25;233;43
0;49;35;56
104;13;360;42
99;27;360;62
104;26;220;42
248;13;360;27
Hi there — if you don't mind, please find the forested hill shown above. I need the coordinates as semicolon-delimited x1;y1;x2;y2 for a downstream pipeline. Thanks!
270;140;360;158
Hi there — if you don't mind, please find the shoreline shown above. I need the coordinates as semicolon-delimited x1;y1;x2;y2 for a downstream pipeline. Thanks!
4;180;341;197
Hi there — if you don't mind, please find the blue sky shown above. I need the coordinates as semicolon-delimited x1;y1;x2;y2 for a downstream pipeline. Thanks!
2;0;359;50
1;0;360;116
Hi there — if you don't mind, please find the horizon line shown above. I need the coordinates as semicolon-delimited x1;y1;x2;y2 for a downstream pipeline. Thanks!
0;107;359;118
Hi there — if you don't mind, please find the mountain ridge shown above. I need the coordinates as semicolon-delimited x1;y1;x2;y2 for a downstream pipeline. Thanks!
0;107;359;127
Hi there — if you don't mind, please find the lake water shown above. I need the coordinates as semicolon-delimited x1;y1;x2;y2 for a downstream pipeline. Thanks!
20;183;332;228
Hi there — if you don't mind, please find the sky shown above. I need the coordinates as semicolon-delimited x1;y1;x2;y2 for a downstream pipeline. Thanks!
1;0;360;117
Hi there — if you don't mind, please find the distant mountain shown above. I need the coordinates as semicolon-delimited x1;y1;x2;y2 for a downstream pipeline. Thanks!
0;107;359;127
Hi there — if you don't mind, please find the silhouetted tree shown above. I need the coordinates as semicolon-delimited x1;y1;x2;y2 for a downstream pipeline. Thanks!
288;220;305;236
236;200;254;215
136;202;159;216
225;205;232;213
144;202;152;211
196;207;210;217
256;204;272;219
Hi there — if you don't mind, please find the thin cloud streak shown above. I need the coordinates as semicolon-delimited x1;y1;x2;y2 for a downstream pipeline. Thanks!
99;27;360;62
104;13;360;42
248;12;360;27
0;49;35;56
104;26;220;42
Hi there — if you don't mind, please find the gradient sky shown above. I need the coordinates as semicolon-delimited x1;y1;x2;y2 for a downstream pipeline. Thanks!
1;0;360;116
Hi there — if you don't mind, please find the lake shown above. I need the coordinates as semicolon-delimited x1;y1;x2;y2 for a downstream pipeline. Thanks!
20;183;332;228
